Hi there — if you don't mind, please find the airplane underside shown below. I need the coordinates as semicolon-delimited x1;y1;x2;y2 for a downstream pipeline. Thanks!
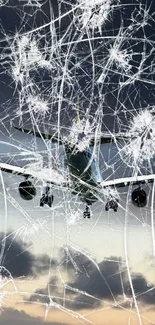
0;128;150;218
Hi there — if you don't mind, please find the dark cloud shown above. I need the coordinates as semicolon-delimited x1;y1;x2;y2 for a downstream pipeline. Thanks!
71;260;155;306
28;249;155;310
29;276;60;304
0;308;69;325
59;247;95;276
29;274;101;310
126;273;155;305
29;276;100;310
62;248;155;305
65;250;126;300
126;274;148;296
0;232;56;277
29;251;127;310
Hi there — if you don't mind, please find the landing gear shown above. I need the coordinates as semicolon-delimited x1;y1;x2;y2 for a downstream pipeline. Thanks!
105;199;118;212
40;185;54;208
83;205;91;218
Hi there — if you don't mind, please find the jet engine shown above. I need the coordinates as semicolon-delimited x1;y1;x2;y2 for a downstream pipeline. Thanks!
18;180;36;200
131;188;147;207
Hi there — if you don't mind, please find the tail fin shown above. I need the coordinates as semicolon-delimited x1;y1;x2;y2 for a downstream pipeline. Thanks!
14;126;63;144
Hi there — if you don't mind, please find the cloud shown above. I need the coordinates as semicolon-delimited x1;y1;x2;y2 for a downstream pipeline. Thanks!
126;273;155;305
0;308;69;325
29;273;101;310
59;247;94;275
29;275;60;304
126;274;148;295
0;232;56;277
67;294;101;310
33;254;57;275
61;248;155;305
28;248;155;310
29;250;127;310
65;250;126;300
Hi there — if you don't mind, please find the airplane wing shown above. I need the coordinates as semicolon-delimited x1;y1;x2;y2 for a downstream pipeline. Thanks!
0;162;154;196
101;174;155;188
0;162;69;187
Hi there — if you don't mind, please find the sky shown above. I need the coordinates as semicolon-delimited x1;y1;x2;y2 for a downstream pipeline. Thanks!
0;0;155;325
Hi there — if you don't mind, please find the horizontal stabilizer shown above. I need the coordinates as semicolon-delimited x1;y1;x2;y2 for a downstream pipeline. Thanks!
14;127;63;144
90;133;130;145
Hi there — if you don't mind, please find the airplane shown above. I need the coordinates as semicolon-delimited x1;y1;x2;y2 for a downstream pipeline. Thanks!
0;98;154;217
0;119;154;218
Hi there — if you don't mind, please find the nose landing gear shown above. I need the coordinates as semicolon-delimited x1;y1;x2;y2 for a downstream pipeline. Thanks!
40;185;54;208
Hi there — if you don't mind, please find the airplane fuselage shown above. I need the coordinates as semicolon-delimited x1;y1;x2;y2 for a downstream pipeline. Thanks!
65;146;103;205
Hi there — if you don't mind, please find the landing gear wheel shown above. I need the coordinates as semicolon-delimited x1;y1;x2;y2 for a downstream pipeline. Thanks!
45;185;50;194
105;205;109;211
83;205;91;218
40;194;45;207
40;185;54;208
47;194;54;208
83;211;91;218
113;199;118;212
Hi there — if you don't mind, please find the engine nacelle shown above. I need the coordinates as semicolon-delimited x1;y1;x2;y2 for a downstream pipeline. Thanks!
18;181;36;200
131;188;147;208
